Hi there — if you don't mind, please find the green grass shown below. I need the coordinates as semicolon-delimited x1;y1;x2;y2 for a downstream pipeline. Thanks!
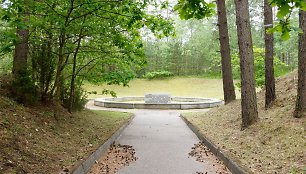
73;109;132;146
84;77;240;99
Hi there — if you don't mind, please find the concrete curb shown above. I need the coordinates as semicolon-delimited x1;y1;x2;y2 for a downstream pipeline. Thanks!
71;114;135;174
180;115;254;174
94;97;223;110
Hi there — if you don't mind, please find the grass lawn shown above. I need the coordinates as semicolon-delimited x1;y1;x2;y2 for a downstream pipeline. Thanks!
84;77;240;100
0;95;132;173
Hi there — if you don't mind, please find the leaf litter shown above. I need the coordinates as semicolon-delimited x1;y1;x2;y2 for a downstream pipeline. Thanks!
189;142;231;174
88;143;137;174
183;71;306;174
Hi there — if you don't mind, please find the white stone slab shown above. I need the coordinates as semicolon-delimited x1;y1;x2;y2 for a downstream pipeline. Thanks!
145;93;171;104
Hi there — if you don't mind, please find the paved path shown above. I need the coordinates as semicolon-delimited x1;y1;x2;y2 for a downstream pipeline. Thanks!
117;110;202;174
86;101;209;174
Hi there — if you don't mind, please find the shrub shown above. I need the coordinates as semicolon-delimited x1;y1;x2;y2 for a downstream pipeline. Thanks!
11;69;38;104
0;54;12;75
232;47;291;88
143;71;173;79
61;79;87;112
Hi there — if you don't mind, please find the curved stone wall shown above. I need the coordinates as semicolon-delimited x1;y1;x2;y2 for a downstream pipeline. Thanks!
94;97;223;110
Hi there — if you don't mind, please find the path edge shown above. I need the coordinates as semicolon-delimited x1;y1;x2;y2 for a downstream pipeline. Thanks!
71;114;135;174
180;115;254;174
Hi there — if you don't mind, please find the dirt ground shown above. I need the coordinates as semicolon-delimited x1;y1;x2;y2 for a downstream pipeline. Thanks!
190;142;231;174
0;94;132;173
183;71;306;174
88;143;137;174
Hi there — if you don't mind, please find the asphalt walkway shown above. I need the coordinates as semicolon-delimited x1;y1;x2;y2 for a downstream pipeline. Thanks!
117;110;202;174
86;101;216;174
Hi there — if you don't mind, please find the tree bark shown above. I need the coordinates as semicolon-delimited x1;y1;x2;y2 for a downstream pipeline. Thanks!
13;27;29;74
68;43;79;113
51;32;66;100
234;0;258;130
216;0;236;104
264;0;276;108
294;9;306;118
68;30;83;112
51;1;74;101
13;0;29;75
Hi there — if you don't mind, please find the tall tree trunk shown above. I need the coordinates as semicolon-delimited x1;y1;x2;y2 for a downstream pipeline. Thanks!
13;0;29;74
51;1;74;101
68;49;78;113
264;0;276;108
216;0;236;104
234;0;258;130
51;32;66;100
13;27;29;74
68;33;82;112
294;9;306;118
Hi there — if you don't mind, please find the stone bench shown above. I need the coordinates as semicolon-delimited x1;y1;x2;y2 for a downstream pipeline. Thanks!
144;93;171;104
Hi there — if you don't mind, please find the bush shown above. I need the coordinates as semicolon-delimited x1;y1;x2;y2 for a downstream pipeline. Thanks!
0;54;12;75
143;71;173;79
61;78;87;112
232;47;291;88
11;69;38;104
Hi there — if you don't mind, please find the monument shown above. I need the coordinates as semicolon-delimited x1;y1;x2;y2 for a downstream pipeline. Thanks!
144;93;171;104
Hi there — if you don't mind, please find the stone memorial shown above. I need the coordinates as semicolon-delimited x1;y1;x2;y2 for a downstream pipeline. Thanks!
144;93;171;104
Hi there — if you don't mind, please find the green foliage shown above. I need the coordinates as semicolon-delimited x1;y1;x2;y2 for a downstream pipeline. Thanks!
11;69;38;104
268;20;292;40
269;0;306;40
143;71;174;79
88;91;97;95
88;64;137;86
0;0;174;110
31;40;56;101
143;18;221;77
174;0;216;20
232;47;291;88
205;55;221;77
0;54;12;74
145;15;175;38
61;79;87;112
102;89;117;97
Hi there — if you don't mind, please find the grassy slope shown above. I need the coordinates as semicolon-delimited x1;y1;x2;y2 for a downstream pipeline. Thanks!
183;71;306;174
84;77;238;99
0;96;132;173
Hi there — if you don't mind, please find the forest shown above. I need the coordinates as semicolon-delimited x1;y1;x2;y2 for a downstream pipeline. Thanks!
0;0;305;126
143;0;296;78
0;0;176;112
1;0;305;125
0;0;306;173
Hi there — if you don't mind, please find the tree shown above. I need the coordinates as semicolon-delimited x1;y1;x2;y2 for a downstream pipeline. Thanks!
216;0;236;104
174;0;237;103
1;0;174;110
294;8;306;118
12;0;29;75
269;0;306;118
13;27;28;75
234;0;258;129
264;0;276;108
